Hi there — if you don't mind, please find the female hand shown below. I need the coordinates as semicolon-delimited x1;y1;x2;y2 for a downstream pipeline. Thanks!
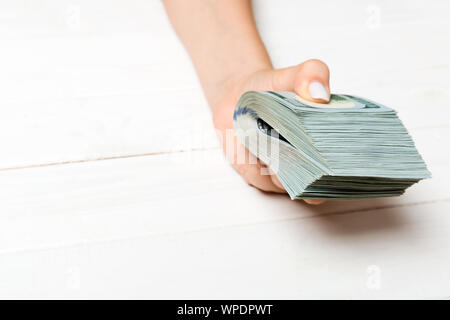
212;59;330;205
164;0;329;204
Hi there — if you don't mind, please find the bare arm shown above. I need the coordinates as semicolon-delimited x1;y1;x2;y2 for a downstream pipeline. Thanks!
164;0;271;109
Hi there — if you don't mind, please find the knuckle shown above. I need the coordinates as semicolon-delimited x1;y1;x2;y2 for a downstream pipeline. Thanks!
302;58;329;70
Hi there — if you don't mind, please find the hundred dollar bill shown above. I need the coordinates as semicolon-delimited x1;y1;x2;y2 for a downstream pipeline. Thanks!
233;91;431;200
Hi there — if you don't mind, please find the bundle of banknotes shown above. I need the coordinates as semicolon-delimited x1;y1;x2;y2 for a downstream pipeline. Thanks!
233;91;431;200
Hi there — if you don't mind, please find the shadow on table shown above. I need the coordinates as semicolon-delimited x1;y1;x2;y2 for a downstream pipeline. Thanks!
265;192;416;237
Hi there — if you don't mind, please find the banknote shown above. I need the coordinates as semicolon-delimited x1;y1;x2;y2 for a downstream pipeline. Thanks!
233;91;431;200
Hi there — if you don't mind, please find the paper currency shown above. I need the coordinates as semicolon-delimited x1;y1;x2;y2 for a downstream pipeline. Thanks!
233;91;431;200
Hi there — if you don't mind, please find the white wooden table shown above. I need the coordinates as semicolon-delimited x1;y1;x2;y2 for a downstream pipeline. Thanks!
0;0;449;299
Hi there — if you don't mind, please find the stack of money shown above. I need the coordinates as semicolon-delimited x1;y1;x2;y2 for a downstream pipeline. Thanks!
233;91;430;200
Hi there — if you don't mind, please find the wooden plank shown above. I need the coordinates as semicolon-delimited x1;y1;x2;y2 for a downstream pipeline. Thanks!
1;200;449;299
0;92;218;169
1;90;447;170
0;123;448;254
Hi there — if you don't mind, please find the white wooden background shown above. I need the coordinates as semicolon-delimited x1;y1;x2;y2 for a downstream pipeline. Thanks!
0;0;449;299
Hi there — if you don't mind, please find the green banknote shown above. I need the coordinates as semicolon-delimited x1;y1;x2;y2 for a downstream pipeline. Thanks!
233;91;431;200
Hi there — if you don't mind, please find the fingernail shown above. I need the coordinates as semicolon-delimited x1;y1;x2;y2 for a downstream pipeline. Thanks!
308;81;329;102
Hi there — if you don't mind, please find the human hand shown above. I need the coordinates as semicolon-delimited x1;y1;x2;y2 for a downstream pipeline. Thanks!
212;59;330;205
163;0;330;204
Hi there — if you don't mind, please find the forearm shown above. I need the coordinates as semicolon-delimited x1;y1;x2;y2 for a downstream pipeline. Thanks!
163;0;272;109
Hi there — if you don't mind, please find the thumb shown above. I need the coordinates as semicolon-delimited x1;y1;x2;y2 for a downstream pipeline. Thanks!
271;59;330;103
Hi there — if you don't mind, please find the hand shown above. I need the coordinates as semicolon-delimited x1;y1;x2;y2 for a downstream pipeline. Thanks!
163;0;330;204
212;59;330;205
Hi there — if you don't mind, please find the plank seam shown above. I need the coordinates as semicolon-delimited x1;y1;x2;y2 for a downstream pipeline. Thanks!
0;146;221;172
0;120;449;172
